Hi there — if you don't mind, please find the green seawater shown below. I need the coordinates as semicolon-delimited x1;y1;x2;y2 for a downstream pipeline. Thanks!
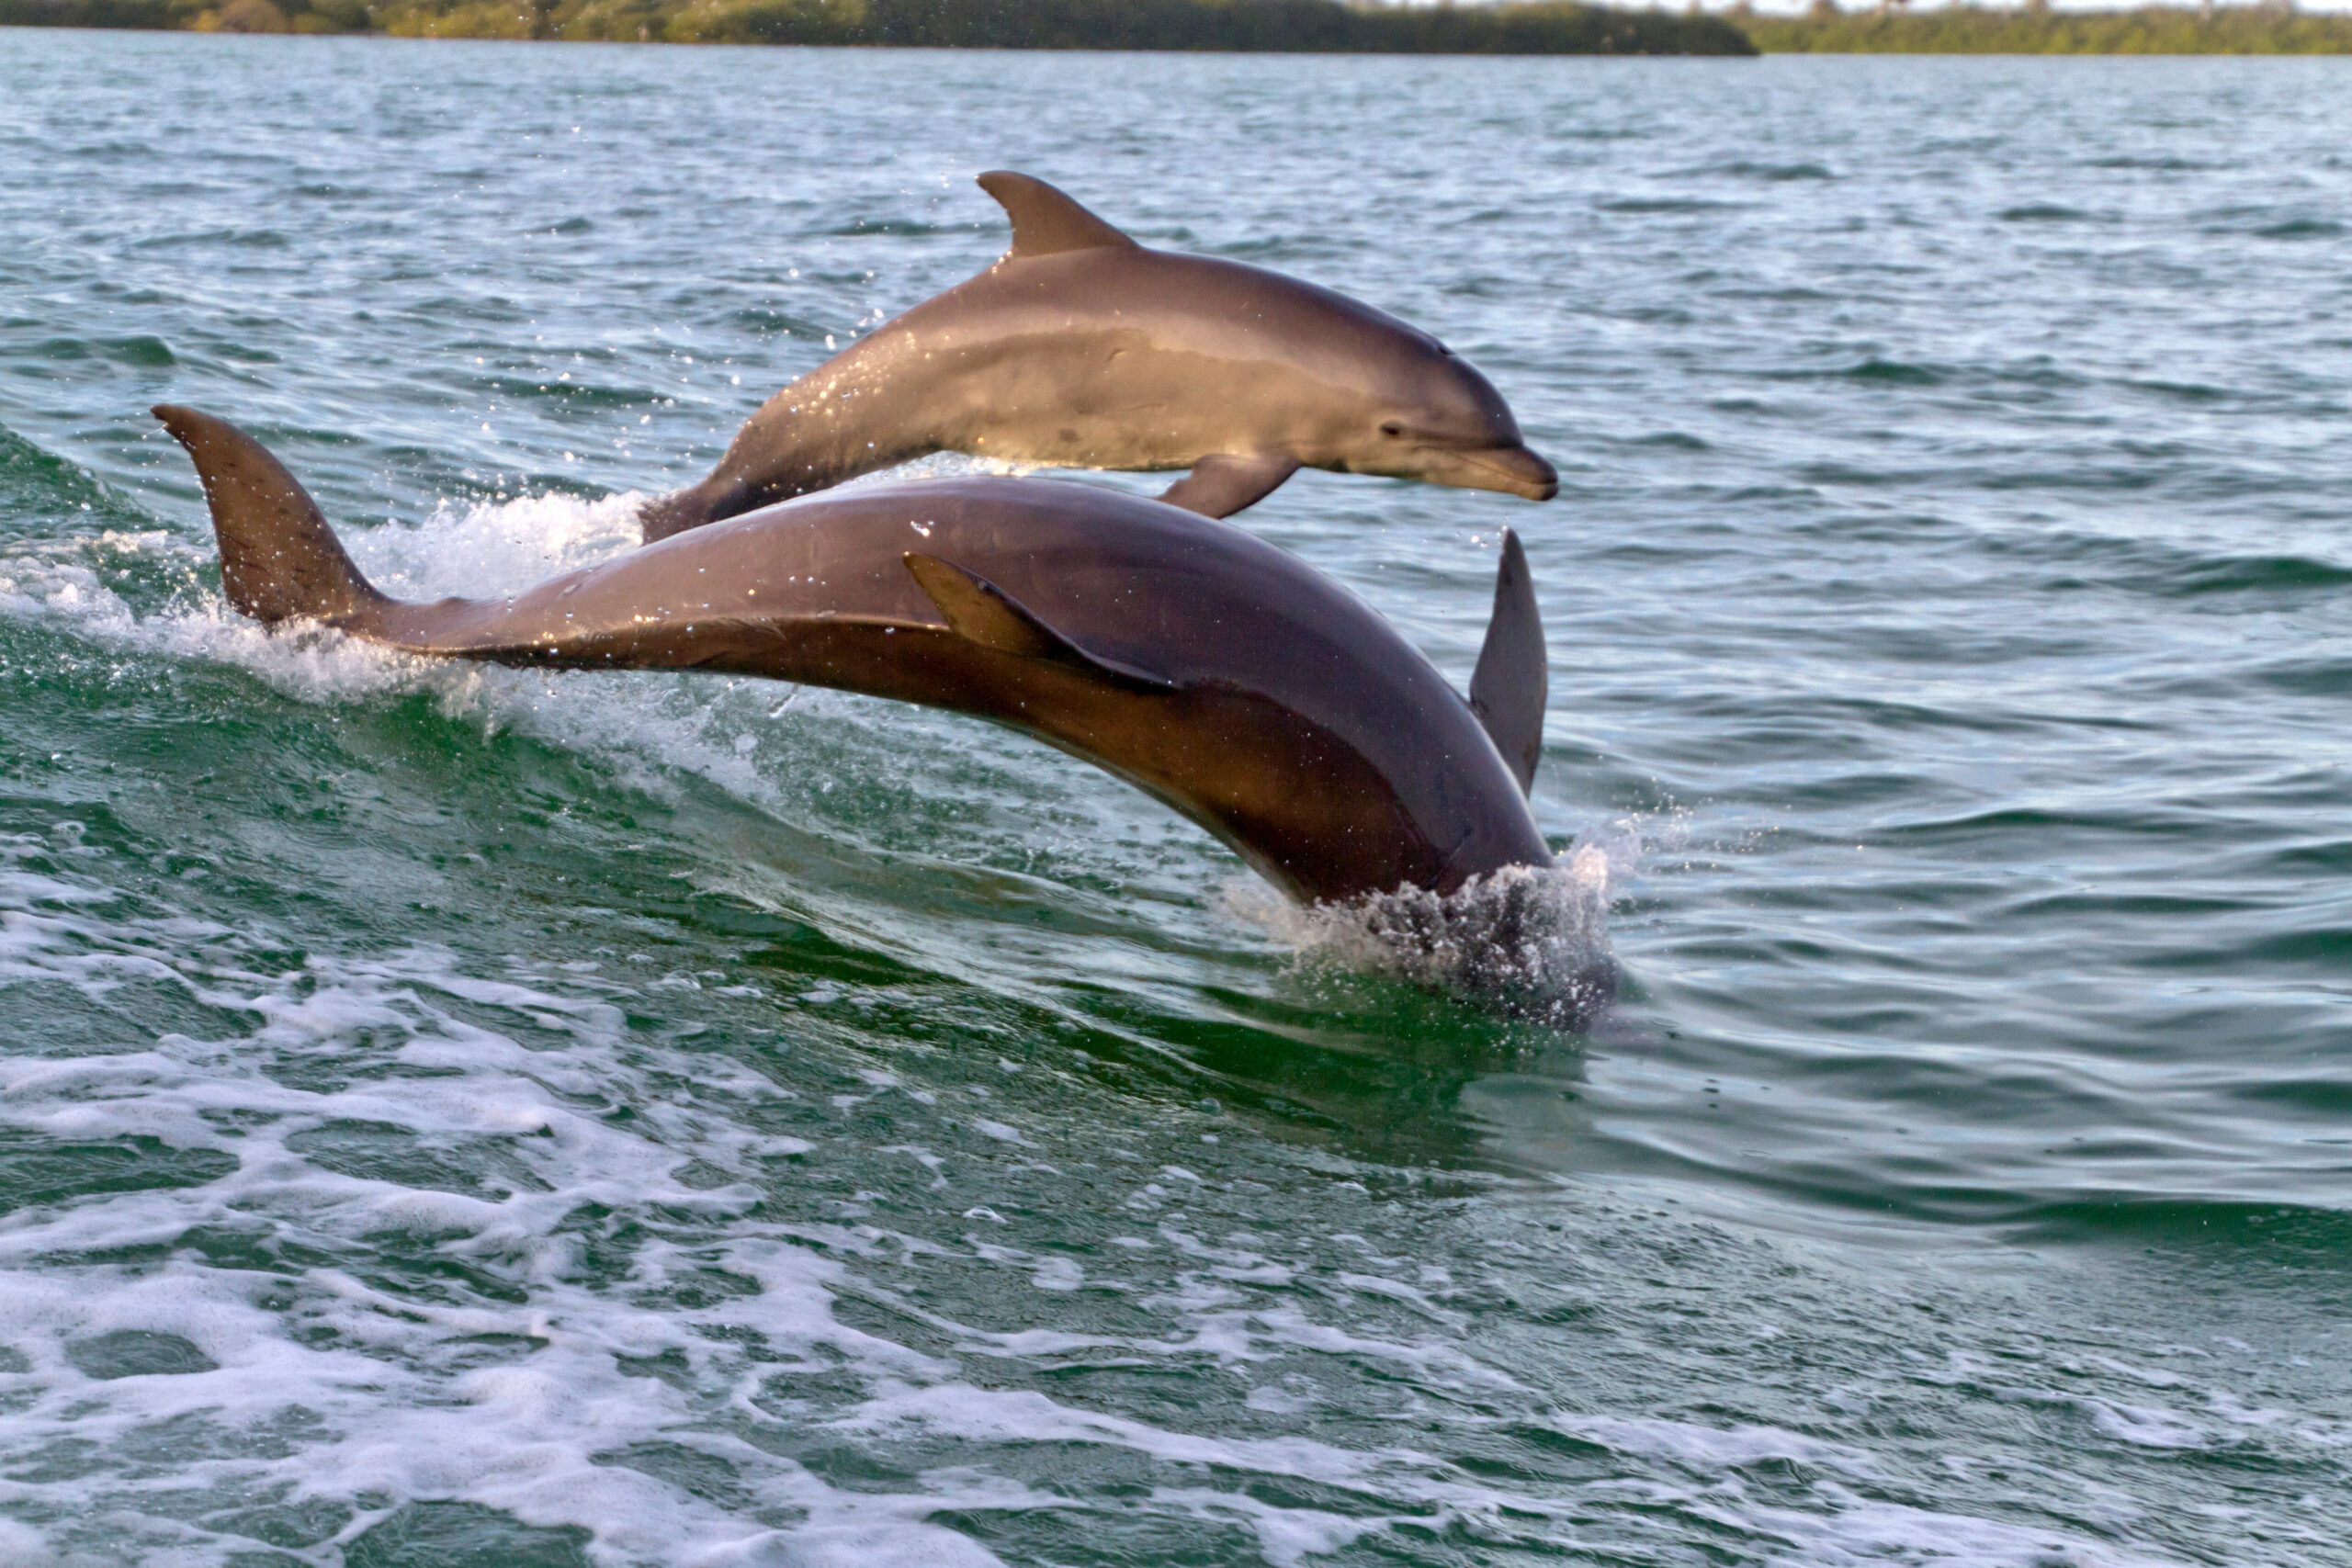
1;33;2347;1565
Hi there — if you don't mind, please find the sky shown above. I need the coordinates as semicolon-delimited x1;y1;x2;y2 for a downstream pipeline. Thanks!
1731;1;2352;13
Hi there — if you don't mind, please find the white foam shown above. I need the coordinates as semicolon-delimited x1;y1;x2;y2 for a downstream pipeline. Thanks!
0;503;896;844
1547;1412;1879;1476
1230;844;1620;1024
347;488;647;603
4;835;1543;1562
0;861;1024;1562
1144;1486;1389;1568
1713;1483;2189;1568
0;1520;48;1568
0;836;2278;1566
0;532;489;711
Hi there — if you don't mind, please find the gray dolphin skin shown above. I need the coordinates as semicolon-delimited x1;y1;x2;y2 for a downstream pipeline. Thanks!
635;172;1559;543
158;405;1553;905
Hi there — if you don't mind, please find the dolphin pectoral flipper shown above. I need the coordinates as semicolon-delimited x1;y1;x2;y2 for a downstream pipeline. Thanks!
978;171;1138;258
1468;528;1546;795
153;404;388;626
1157;455;1303;520
903;552;1173;690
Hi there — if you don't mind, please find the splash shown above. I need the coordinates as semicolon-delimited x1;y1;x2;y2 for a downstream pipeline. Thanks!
347;486;645;602
1;531;494;713
0;493;848;807
1;477;1187;901
1233;843;1622;1027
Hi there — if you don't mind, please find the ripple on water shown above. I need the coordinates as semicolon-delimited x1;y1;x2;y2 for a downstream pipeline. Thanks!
1;38;2350;1568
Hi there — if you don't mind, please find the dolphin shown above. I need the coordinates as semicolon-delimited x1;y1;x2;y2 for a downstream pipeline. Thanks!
158;405;1553;906
635;172;1559;543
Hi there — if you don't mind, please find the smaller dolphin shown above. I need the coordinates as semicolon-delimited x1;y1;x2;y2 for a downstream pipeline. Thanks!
158;406;1554;908
637;173;1558;543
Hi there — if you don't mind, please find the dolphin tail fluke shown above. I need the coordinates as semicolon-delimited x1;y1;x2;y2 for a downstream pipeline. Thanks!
153;405;388;626
1468;528;1545;795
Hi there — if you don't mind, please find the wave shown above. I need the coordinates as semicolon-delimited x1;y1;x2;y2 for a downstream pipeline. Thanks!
0;423;152;534
0;843;1038;1564
1974;523;2352;600
1;819;2256;1565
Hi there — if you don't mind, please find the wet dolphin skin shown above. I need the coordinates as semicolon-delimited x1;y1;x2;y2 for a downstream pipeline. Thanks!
638;172;1558;541
159;404;1554;906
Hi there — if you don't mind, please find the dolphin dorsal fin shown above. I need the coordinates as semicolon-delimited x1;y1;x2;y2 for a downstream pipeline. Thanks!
904;553;1171;689
1468;529;1546;795
977;171;1137;259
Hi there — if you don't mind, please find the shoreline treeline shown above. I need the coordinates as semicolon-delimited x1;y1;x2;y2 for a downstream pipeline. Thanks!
1744;2;2352;54
0;0;1759;53
7;0;2347;58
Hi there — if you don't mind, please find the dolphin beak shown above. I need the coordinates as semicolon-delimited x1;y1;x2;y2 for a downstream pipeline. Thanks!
1430;444;1558;502
1471;445;1559;501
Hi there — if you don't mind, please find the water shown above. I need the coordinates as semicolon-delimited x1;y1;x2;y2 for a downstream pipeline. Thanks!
2;31;2348;1565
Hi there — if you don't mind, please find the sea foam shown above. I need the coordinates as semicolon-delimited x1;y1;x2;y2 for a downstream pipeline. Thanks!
0;813;2233;1566
1230;842;1624;1027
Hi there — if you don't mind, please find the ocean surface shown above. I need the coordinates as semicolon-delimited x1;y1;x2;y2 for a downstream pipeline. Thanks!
1;30;2347;1566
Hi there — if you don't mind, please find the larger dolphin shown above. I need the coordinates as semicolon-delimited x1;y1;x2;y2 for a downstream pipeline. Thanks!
158;406;1552;906
636;173;1558;543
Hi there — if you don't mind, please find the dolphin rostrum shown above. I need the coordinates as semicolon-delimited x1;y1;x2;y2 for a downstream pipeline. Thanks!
158;406;1553;906
635;173;1559;543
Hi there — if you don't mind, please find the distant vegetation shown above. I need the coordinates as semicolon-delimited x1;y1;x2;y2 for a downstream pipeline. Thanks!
1741;2;2352;54
12;0;2347;57
0;0;1758;54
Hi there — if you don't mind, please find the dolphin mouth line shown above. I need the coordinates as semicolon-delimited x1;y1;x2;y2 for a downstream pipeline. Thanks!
1424;445;1560;502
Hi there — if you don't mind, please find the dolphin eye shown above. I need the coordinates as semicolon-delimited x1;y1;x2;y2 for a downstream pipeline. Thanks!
1379;421;1404;438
